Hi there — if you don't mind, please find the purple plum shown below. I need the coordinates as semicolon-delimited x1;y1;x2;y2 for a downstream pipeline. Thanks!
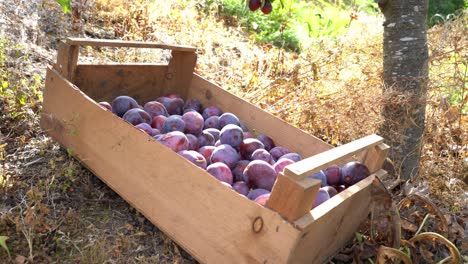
273;158;295;174
243;160;277;191
257;134;275;151
204;128;221;142
144;101;168;118
219;124;243;148
111;95;139;117
178;150;207;169
186;134;199;150
239;138;265;160
218;112;240;128
322;186;338;198
158;131;189;152
307;170;327;187
210;144;240;169
206;162;233;184
151;115;167;131
204;116;220;129
98;101;112;111
254;193;270;206
162;115;186;133
232;160;250;182
156;96;184;115
251;149;273;163
183;98;202;113
197;130;216;147
312;188;330;209
122;108;152;125
269;146;290;161
232;181;249;196
198;146;216;164
182;111;204;135
247;188;270;200
202;105;223;120
323;164;342;186
341;161;370;186
279;152;302;162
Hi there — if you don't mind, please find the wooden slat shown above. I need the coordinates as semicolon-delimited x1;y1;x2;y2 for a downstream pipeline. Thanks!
288;170;387;263
266;174;321;222
54;42;79;82
187;74;333;158
284;134;384;180
161;50;197;96
361;143;390;174
41;67;301;264
65;38;197;52
74;64;168;103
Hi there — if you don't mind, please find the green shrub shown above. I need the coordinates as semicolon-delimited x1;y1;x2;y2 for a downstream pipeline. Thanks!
428;0;467;26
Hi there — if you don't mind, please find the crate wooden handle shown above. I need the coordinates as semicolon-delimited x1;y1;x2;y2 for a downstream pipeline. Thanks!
266;134;389;222
54;38;198;90
65;38;197;52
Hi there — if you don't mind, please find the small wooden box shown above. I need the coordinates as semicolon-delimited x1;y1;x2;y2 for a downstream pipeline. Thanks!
40;38;389;264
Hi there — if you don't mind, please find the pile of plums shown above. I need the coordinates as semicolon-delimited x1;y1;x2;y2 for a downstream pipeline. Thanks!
99;94;371;209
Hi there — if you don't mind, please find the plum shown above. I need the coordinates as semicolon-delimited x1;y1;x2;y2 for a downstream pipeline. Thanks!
254;193;270;206
219;124;243;148
153;134;164;141
202;105;223;120
158;131;189;152
269;146;290;161
122;108;152;125
206;162;233;184
261;0;272;14
98;101;112;111
218;112;240;128
143;101;168;118
232;160;250;182
336;185;346;193
182;111;204;135
257;134;275;151
279;152;302;162
243;160;277;191
204;116;220;129
239;138;265;160
198;146;216;164
156;96;184;115
178;150;207;169
220;181;233;189
243;131;255;139
251;149;273;163
162;115;186;133
307;170;327;187
312;188;330;208
232;181;249;196
151;115;167;131
111;95;139;117
214;140;222;147
247;188;270;200
273;158;295;174
197;130;216;147
239;122;249;132
183;98;202;113
135;123;157;136
322;186;338;198
248;0;261;11
323;164;342;186
204;128;221;142
210;144;240;169
341;161;370;186
186;134;199;150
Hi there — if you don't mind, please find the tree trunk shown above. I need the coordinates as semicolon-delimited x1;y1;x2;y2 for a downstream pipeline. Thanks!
378;0;429;181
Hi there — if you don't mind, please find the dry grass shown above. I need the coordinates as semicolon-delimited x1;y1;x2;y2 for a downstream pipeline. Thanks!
0;0;466;262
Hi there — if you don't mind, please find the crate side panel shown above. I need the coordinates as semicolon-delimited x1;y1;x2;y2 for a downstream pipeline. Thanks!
74;64;169;103
41;68;300;264
288;175;374;263
188;74;333;158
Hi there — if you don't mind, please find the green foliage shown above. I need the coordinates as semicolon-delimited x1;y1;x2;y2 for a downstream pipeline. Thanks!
55;0;71;13
201;0;378;52
0;236;11;258
428;0;467;26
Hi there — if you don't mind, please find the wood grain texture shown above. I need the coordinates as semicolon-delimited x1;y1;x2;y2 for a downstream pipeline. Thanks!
266;174;321;222
161;51;197;96
361;143;390;174
289;170;387;264
41;67;300;264
66;38;197;52
187;74;333;159
54;42;79;82
74;64;169;103
284;134;384;180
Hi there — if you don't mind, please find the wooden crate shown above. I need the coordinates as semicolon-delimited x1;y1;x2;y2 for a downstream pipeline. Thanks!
40;38;389;264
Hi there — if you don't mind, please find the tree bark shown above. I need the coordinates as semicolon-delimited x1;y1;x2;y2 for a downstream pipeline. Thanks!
378;0;429;180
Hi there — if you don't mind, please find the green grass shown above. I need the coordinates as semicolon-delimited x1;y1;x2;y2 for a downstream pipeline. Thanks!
201;0;379;51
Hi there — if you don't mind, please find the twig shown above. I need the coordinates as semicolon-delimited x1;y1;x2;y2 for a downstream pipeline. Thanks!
415;213;431;236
